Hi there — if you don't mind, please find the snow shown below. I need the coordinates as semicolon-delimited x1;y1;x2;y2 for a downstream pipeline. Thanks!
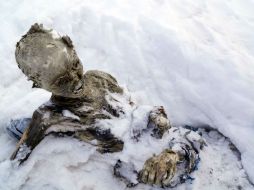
15;144;31;162
62;110;80;121
191;129;252;190
0;0;254;189
49;30;61;39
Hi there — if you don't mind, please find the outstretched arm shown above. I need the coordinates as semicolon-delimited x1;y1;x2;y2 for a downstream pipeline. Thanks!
10;105;74;163
10;104;124;164
10;108;49;163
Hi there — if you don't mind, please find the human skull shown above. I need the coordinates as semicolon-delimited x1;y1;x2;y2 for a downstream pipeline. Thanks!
15;23;84;98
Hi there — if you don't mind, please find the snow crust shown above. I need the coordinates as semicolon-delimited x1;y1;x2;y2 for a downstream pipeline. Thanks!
0;0;254;189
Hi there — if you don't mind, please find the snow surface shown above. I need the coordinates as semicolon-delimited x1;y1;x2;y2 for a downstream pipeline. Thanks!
0;0;254;189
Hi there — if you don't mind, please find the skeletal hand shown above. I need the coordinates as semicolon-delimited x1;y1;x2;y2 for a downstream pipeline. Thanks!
138;149;179;187
148;106;171;139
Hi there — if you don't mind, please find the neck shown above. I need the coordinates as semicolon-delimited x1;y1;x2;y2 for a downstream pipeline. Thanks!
50;94;85;108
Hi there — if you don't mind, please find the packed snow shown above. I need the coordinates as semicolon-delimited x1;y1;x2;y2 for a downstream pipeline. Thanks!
1;0;254;189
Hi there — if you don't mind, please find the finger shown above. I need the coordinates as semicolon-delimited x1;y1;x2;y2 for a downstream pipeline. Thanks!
154;169;165;186
139;157;154;183
139;169;149;183
155;160;167;186
147;164;157;184
162;163;175;186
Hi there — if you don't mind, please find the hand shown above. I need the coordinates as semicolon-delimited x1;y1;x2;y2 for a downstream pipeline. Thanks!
138;149;179;187
148;106;171;139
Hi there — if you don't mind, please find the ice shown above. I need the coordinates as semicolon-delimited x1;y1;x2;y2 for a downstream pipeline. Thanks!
0;0;254;189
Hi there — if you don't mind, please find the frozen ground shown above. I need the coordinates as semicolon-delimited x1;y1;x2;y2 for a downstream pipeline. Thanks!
0;0;254;189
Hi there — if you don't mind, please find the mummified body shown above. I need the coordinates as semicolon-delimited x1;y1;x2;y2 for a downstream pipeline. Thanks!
11;24;206;188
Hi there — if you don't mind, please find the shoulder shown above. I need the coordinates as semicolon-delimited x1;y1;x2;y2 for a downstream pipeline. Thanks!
84;70;123;94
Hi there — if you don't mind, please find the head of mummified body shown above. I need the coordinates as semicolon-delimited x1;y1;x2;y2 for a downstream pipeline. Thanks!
15;23;84;98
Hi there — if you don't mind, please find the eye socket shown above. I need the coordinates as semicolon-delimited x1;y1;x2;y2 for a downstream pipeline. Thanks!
52;72;72;88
